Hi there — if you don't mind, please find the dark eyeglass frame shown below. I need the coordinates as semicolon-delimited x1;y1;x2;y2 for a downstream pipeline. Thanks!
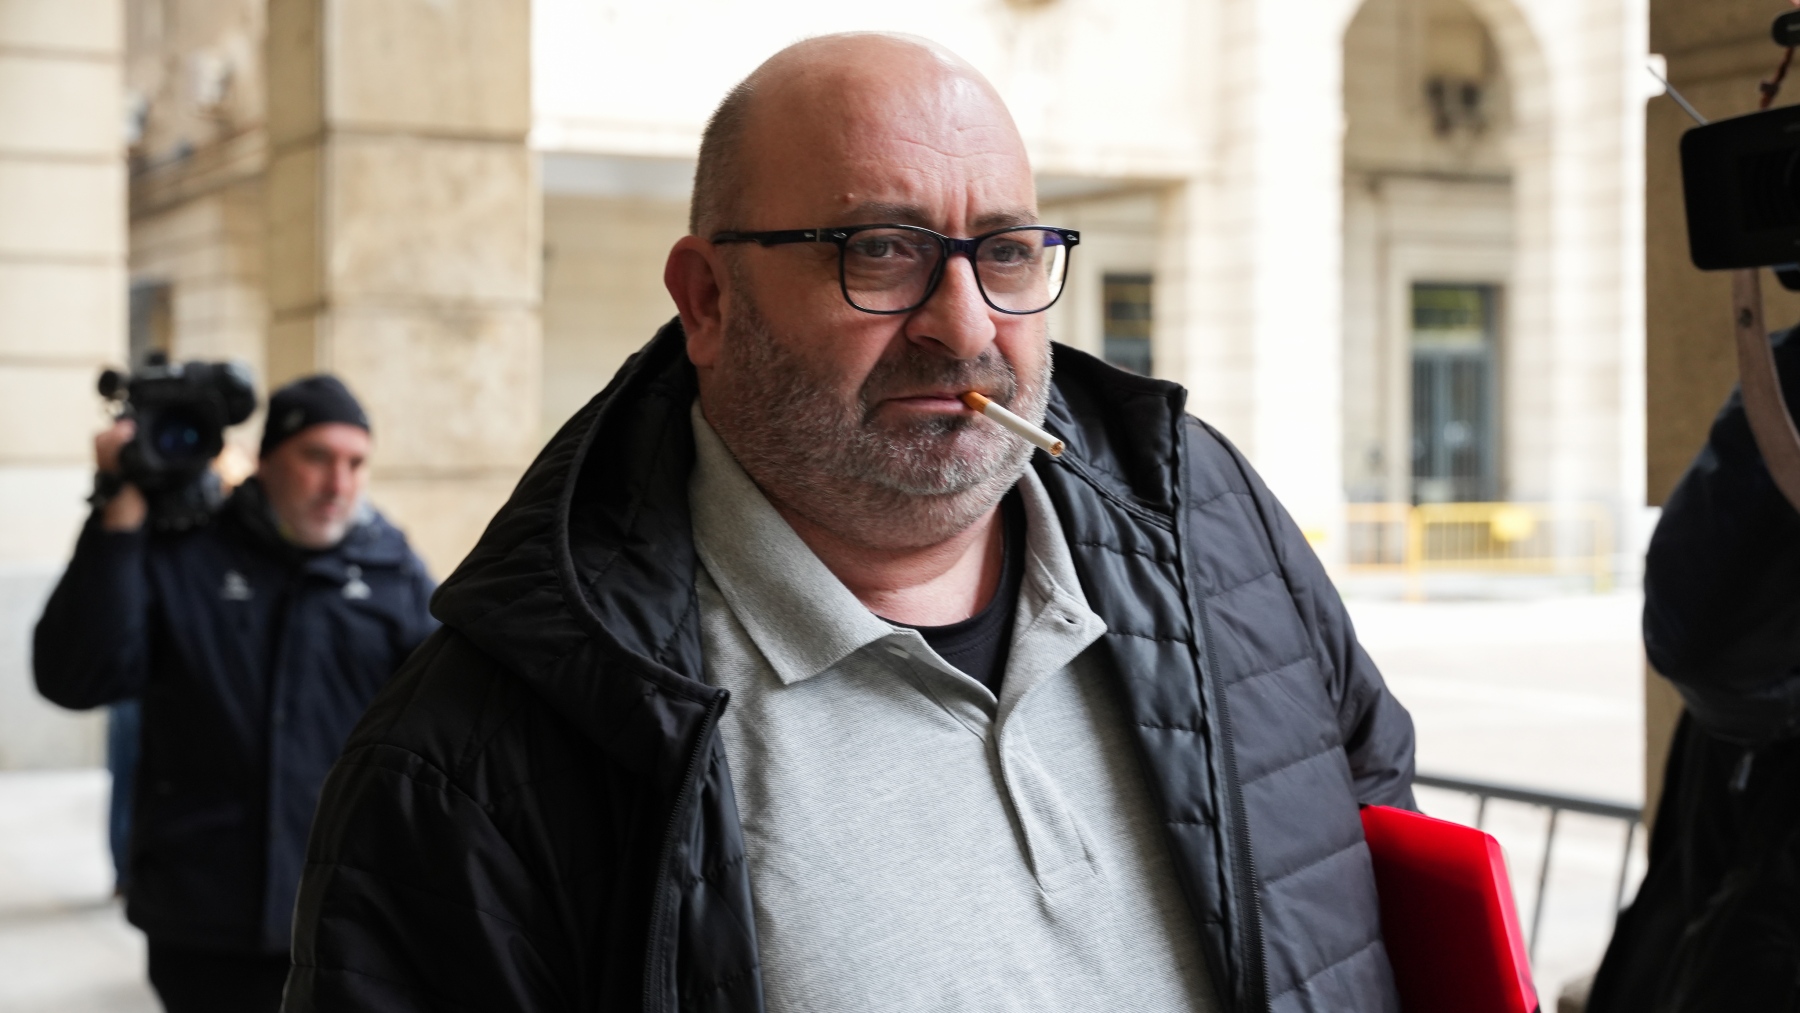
710;223;1081;315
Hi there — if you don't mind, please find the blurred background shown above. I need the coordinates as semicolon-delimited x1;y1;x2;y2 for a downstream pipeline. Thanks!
0;0;1787;1009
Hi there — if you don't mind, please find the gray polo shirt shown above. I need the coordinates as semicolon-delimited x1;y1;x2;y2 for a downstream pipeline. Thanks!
690;406;1216;1013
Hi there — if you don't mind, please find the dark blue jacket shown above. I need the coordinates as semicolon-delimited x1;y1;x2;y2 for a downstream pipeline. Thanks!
34;479;436;953
286;320;1415;1013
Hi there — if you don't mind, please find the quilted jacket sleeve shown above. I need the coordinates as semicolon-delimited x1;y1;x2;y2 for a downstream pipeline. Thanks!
284;637;585;1013
286;749;568;1013
1643;326;1800;746
1203;420;1418;809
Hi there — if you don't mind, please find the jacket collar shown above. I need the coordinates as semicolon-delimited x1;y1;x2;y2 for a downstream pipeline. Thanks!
688;403;894;687
430;319;717;785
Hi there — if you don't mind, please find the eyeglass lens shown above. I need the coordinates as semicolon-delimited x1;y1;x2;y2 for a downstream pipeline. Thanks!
841;227;1070;314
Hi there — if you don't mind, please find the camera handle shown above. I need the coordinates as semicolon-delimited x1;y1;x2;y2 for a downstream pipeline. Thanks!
1729;268;1800;513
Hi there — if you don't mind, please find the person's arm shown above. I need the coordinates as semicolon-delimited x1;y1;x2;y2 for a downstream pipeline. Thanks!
33;421;156;710
1283;527;1417;809
1643;327;1800;746
1196;418;1418;808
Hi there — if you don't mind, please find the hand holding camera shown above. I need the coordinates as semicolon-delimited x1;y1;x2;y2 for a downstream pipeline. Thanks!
93;419;147;532
96;352;256;533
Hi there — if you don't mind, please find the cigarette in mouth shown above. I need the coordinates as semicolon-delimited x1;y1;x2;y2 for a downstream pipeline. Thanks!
960;391;1064;457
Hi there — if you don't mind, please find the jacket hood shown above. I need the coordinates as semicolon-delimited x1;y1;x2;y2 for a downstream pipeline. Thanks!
430;318;715;783
430;317;1190;750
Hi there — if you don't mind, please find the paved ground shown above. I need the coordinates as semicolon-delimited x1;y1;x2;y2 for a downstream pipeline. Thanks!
0;769;155;1013
0;590;1645;1011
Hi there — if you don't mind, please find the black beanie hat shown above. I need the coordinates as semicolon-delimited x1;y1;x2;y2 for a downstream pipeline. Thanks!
259;374;371;458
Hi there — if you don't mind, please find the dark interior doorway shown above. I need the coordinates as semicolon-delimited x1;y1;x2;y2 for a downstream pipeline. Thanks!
1410;283;1498;502
1102;273;1153;375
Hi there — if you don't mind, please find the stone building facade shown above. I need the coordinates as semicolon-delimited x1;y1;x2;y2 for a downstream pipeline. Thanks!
0;0;1649;766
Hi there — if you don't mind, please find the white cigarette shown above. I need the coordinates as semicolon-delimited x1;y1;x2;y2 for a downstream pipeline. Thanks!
961;391;1064;457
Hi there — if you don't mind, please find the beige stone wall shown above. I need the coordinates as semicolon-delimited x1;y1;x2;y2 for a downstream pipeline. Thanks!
541;192;685;441
125;0;266;160
122;0;269;459
121;0;545;580
0;0;128;558
1500;0;1644;522
1151;0;1361;548
1344;0;1516;177
265;0;540;578
0;0;128;765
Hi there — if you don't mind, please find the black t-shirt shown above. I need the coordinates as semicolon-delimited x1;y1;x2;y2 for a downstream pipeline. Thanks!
884;490;1026;695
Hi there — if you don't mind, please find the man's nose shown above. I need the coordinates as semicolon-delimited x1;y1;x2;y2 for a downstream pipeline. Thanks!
324;460;351;498
904;254;997;359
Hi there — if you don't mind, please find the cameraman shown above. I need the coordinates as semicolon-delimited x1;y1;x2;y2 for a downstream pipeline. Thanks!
1588;328;1800;1011
34;375;437;1013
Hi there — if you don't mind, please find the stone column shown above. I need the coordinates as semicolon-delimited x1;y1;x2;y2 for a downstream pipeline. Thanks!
1162;0;1354;558
0;0;126;765
264;0;540;576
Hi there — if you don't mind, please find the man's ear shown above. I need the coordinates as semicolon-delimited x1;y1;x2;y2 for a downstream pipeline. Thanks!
665;236;727;368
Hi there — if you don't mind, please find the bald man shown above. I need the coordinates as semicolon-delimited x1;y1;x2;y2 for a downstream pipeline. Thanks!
286;34;1414;1013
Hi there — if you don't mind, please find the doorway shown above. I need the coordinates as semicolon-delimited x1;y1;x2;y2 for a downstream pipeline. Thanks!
1410;283;1498;502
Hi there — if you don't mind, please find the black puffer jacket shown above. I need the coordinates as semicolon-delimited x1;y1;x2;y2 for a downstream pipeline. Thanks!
286;320;1415;1013
1588;327;1800;1012
34;479;437;953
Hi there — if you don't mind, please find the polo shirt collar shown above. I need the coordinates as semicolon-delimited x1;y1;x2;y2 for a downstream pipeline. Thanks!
688;404;896;686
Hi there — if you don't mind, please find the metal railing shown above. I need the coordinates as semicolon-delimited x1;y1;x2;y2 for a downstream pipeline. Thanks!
1413;772;1643;962
1345;502;1615;592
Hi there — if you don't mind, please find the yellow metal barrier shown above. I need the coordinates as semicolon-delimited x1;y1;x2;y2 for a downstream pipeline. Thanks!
1344;501;1614;592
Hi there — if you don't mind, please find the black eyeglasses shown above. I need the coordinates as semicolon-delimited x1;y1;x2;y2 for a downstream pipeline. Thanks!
711;224;1080;315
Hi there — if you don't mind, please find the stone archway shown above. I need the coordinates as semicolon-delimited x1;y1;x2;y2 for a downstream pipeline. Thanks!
1338;0;1553;510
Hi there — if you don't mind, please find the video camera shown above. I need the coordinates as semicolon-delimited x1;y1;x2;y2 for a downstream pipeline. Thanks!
97;352;256;532
1682;11;1800;278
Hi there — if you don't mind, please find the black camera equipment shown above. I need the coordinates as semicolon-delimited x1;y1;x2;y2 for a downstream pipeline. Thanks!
97;352;256;532
1682;100;1800;275
1681;11;1800;274
1671;11;1800;514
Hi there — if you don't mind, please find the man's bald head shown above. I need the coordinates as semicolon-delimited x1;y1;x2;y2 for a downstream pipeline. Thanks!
688;34;1029;237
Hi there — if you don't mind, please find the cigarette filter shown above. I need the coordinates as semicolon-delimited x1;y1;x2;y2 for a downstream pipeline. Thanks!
961;391;1064;457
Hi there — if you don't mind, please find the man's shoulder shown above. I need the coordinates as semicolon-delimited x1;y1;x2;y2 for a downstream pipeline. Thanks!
338;627;596;808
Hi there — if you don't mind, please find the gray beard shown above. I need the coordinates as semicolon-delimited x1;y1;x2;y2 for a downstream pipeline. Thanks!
700;292;1052;551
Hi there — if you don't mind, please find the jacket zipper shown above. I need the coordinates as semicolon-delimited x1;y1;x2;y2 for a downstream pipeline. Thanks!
641;692;727;1013
1168;416;1269;1013
1200;601;1269;1012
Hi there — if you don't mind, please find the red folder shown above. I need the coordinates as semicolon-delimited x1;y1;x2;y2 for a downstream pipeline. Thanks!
1360;804;1539;1013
